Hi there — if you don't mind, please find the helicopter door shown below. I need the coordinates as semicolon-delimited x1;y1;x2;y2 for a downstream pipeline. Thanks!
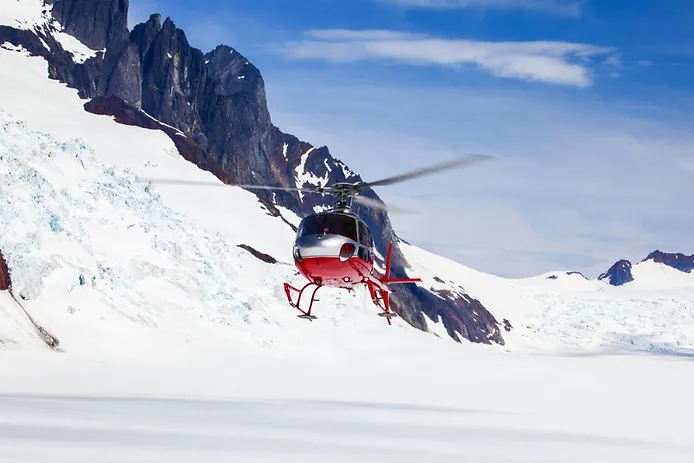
357;220;372;262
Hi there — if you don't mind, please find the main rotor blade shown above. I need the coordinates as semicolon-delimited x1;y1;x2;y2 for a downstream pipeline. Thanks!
358;153;493;190
353;195;416;214
140;178;324;194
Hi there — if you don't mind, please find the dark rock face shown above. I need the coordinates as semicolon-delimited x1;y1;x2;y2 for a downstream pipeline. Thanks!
566;271;588;279
642;250;694;273
237;245;278;265
598;259;634;286
417;287;504;344
132;16;207;144
0;249;10;291
48;0;129;50
547;271;587;280
98;40;142;106
0;0;506;345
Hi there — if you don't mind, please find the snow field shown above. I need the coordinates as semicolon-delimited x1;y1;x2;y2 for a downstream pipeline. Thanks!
400;242;694;354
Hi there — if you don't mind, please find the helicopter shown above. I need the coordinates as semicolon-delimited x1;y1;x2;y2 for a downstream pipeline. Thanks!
144;153;492;324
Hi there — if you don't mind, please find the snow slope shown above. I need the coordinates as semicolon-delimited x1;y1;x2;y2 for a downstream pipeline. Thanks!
400;243;694;354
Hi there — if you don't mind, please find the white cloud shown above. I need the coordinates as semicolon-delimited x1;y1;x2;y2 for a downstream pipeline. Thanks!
375;0;585;16
272;29;615;87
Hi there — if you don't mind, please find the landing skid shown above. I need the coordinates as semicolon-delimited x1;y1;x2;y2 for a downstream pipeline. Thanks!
378;312;398;318
284;281;322;321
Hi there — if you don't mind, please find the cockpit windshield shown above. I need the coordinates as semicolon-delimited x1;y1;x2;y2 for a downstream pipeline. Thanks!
298;213;358;241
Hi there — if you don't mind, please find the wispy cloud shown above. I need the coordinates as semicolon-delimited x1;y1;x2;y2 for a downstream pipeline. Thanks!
272;29;615;87
374;0;585;16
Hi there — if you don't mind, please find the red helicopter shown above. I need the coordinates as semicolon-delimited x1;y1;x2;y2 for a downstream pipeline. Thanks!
146;154;491;323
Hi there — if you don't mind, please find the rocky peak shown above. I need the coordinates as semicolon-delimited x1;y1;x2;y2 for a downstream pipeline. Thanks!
642;250;694;273
130;14;162;63
598;259;634;286
0;248;10;291
48;0;129;50
205;46;263;97
132;16;208;144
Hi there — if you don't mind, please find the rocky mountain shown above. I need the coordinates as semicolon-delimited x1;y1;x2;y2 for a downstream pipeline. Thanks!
598;259;634;286
642;250;694;273
0;0;505;344
598;250;693;286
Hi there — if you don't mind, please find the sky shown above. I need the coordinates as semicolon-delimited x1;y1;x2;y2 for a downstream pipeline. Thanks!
127;0;694;278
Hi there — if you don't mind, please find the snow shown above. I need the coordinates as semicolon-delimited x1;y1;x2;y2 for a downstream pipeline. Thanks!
0;291;41;349
0;41;27;53
0;0;48;31
399;242;694;354
1;343;694;462
629;260;694;290
1;0;99;63
53;30;98;63
1;8;694;461
295;146;331;200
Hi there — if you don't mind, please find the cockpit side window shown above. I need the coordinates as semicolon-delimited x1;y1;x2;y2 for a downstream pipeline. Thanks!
299;214;357;241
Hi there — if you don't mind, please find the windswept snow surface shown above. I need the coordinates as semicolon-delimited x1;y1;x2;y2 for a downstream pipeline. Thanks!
1;20;694;463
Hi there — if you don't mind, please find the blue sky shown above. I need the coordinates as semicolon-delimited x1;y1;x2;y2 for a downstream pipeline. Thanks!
128;0;694;278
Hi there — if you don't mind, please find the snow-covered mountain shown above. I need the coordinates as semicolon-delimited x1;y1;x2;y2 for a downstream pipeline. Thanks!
599;251;694;287
1;0;693;358
0;0;506;344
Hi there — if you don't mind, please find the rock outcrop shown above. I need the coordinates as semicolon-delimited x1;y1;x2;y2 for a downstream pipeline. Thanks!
0;0;505;345
642;250;694;273
0;248;10;291
598;259;634;286
599;250;694;287
48;0;129;50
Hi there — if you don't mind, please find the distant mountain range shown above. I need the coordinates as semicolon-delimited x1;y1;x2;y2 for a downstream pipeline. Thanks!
598;250;694;286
